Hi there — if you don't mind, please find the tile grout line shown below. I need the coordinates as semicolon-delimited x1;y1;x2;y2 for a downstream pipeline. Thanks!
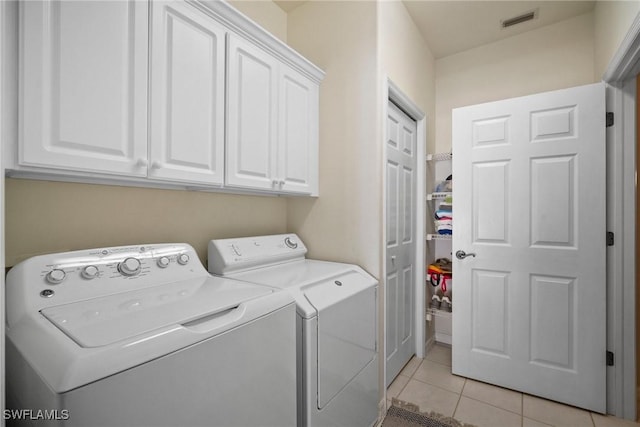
452;379;465;419
388;374;411;400
456;393;526;417
409;371;464;394
390;358;423;406
421;359;526;418
425;356;452;369
396;373;412;401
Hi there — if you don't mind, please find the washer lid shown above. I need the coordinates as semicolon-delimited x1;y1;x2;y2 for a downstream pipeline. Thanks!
40;276;273;348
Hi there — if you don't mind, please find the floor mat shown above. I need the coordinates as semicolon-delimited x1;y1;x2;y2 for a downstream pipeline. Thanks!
381;399;476;427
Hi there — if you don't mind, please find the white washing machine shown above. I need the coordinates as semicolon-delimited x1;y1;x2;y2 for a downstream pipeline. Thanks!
6;243;297;427
208;234;379;427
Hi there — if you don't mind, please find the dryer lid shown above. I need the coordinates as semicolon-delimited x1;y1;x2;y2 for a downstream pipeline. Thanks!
40;277;272;348
227;259;366;318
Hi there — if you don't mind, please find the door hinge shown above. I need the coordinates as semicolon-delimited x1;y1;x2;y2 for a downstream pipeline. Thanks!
606;112;614;127
607;231;614;246
607;351;614;366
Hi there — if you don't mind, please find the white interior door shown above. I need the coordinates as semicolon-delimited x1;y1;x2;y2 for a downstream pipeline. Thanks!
452;83;606;412
385;101;417;386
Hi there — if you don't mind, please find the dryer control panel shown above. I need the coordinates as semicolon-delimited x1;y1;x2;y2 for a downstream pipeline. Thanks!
208;234;307;275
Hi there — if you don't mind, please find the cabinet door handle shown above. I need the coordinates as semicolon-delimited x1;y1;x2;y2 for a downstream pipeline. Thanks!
151;161;163;170
279;180;285;187
136;158;149;168
272;179;279;187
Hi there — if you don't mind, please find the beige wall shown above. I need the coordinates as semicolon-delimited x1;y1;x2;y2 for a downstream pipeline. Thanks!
594;0;640;79
435;12;596;152
5;179;287;267
285;1;380;276
379;0;436;154
228;0;287;42
378;0;436;396
286;2;436;406
5;1;289;267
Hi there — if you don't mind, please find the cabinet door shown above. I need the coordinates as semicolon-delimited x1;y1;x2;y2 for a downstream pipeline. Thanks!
20;1;148;176
278;65;319;195
226;34;278;191
149;2;225;186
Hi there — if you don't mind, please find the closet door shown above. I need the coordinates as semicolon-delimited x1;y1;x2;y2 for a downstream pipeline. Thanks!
385;101;417;386
20;0;148;176
149;1;225;186
225;34;279;191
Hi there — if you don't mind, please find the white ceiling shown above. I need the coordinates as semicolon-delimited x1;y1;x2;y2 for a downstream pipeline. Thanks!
403;1;596;58
274;1;596;59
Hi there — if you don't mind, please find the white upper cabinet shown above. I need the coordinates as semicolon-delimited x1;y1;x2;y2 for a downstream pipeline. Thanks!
13;0;324;196
226;35;320;195
149;1;225;186
278;64;319;195
20;0;149;176
226;33;279;192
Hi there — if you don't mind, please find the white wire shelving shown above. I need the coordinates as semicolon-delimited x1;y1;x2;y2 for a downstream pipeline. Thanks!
426;152;452;162
426;191;452;201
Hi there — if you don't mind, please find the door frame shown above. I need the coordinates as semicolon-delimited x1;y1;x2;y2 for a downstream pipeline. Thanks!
603;12;640;420
381;78;426;387
0;0;14;416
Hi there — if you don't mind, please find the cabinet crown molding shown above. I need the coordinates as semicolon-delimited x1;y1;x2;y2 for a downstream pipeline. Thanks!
191;0;325;83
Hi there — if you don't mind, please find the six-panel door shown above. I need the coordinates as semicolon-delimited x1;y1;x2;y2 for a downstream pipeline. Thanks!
385;101;417;386
452;83;606;413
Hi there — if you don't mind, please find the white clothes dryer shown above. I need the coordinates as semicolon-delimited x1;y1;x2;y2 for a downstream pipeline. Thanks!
6;243;296;427
208;234;379;427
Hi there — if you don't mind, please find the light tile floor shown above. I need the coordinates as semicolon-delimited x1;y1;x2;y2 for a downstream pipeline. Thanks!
387;344;640;427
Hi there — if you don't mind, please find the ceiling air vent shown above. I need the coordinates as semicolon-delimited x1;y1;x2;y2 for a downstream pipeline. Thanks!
501;9;538;29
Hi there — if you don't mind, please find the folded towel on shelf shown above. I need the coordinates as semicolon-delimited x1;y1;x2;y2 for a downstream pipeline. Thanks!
437;227;452;235
436;217;452;234
435;210;452;220
435;194;452;220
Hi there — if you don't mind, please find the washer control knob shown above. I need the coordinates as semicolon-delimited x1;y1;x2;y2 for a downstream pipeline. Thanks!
81;265;99;280
177;253;190;265
46;269;66;285
118;257;142;276
157;256;170;268
284;237;298;249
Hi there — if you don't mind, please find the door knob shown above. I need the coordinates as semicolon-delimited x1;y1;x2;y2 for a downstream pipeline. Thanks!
456;250;476;260
391;255;396;264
